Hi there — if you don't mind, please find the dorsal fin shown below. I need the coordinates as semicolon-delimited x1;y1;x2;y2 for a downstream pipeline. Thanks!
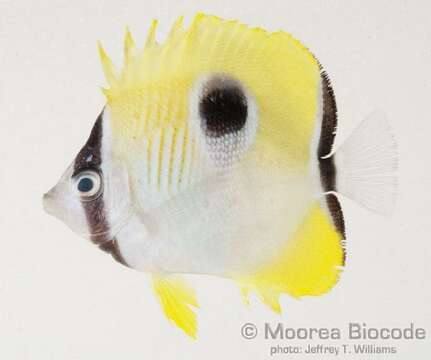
98;41;118;87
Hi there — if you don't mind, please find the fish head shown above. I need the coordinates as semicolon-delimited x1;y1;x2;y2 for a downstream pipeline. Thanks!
43;109;132;245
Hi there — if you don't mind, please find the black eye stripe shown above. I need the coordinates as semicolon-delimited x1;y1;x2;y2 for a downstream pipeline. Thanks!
73;112;103;174
73;111;107;239
72;109;127;266
199;78;248;137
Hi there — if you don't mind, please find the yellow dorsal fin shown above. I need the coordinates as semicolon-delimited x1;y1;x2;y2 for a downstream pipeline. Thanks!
145;19;158;47
168;15;184;38
152;275;199;338
124;27;136;65
237;200;345;312
97;41;118;87
99;14;319;165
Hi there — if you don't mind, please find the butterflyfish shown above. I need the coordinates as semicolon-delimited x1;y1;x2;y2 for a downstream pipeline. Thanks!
43;14;397;338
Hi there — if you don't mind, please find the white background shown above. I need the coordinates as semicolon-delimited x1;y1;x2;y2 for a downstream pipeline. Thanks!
0;0;430;359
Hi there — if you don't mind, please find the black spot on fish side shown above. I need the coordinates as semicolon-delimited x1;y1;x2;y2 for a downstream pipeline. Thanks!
199;85;248;137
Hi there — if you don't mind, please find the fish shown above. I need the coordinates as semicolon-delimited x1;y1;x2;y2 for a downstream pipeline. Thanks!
43;14;397;338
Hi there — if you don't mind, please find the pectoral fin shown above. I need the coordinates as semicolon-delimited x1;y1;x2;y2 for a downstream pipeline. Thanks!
152;275;199;338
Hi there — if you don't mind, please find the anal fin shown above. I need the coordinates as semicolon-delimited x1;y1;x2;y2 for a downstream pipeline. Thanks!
237;201;345;311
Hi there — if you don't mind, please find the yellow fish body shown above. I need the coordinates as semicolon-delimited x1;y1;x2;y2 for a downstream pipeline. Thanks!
43;14;397;338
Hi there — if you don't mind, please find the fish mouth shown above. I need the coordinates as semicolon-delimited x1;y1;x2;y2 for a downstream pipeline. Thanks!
43;189;129;266
42;193;50;212
42;187;74;223
42;187;102;239
43;191;132;242
42;190;59;217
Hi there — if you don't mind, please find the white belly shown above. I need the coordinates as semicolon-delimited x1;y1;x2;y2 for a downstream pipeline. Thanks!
115;167;318;276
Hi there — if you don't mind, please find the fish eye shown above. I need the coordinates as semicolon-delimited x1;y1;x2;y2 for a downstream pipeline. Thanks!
72;170;102;199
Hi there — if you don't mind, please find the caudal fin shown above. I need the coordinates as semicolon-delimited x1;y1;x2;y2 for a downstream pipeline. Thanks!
332;111;398;215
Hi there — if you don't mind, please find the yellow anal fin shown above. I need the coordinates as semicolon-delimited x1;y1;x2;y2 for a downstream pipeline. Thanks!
238;201;345;311
152;275;199;338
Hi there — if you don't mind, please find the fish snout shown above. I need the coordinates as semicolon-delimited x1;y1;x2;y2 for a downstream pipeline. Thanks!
43;188;59;216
